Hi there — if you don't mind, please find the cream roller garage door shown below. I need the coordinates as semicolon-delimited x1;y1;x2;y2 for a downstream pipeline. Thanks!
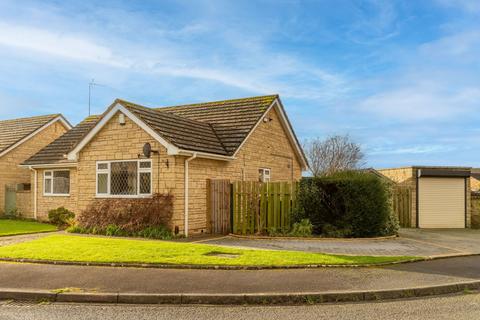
418;177;465;228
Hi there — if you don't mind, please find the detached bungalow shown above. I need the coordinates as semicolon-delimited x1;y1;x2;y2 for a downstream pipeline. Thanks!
23;95;308;235
0;114;71;215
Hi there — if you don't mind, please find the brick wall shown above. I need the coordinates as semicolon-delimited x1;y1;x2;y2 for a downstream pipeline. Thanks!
0;121;67;214
15;190;32;218
75;113;177;217
35;167;78;221
471;177;480;191
471;194;480;229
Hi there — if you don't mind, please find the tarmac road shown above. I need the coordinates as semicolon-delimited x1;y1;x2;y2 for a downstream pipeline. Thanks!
0;293;479;320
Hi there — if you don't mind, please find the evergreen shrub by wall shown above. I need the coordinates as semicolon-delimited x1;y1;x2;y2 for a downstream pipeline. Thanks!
294;171;398;237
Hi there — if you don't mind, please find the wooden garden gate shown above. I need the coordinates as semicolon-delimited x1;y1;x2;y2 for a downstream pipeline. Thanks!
392;186;412;228
207;179;231;234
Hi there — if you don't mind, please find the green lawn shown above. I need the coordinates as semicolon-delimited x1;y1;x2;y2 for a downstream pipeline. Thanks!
0;219;57;236
0;234;418;266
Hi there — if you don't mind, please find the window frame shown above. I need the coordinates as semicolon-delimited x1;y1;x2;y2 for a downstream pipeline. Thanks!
43;169;71;197
95;159;153;198
259;168;271;182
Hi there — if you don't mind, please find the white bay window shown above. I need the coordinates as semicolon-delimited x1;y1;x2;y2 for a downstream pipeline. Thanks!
96;160;152;197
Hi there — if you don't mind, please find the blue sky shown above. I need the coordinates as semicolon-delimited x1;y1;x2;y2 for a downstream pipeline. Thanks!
0;0;479;168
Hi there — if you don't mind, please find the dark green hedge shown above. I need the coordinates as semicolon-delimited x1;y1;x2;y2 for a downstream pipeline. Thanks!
294;171;398;237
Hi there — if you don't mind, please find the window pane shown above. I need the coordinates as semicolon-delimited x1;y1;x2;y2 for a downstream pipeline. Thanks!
45;171;52;177
45;178;52;194
97;173;108;194
53;171;70;194
139;161;151;169
110;162;137;195
139;172;151;194
97;163;108;170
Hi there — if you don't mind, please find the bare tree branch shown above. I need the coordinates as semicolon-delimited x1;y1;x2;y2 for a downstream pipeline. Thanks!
304;135;365;177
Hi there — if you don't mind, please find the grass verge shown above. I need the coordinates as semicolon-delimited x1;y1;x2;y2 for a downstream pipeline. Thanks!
0;219;57;236
0;234;418;266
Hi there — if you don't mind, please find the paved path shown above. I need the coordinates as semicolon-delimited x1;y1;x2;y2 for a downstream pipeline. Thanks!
0;255;478;294
0;293;479;320
200;229;480;257
0;231;61;247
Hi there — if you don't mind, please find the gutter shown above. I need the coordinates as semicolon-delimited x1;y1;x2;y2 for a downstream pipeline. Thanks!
28;166;38;220
184;152;197;237
19;163;78;169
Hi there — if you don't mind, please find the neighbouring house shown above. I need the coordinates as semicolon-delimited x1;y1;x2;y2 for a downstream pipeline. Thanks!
470;168;480;191
22;95;308;235
379;166;472;229
0;114;71;215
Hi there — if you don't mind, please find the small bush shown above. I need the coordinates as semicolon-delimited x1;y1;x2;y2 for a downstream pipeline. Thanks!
77;193;173;233
289;219;313;237
66;225;88;234
4;207;18;219
295;171;394;237
48;207;75;227
136;225;173;240
267;226;290;237
105;224;125;237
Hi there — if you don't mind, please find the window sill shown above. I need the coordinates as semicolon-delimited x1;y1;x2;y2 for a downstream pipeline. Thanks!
43;194;70;197
95;194;153;199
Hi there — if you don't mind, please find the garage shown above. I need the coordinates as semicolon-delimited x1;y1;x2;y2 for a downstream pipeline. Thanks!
378;166;471;229
418;176;466;228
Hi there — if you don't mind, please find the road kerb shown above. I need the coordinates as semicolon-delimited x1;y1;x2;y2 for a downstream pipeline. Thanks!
0;281;479;305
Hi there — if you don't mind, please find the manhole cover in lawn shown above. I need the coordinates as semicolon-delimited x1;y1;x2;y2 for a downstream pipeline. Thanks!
204;252;240;258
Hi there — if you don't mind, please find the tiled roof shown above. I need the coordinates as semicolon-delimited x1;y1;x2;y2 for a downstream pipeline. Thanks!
0;114;61;155
159;95;277;155
120;101;229;155
23;115;100;165
24;95;282;165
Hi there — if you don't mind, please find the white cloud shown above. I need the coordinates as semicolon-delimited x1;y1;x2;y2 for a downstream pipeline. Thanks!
419;30;480;59
346;1;400;45
359;86;480;121
0;21;349;102
435;0;480;13
0;22;129;67
369;144;455;155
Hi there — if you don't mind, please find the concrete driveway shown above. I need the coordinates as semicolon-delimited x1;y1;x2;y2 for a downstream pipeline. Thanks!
199;229;480;257
398;228;480;254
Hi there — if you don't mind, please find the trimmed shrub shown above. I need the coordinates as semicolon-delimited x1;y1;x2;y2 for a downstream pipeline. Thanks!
289;219;313;237
295;171;395;237
77;193;173;233
48;207;75;227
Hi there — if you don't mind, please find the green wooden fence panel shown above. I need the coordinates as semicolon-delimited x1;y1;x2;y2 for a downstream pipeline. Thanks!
231;181;298;235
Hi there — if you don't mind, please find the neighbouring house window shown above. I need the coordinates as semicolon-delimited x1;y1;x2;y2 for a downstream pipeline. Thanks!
96;160;152;197
44;170;70;196
259;168;271;182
